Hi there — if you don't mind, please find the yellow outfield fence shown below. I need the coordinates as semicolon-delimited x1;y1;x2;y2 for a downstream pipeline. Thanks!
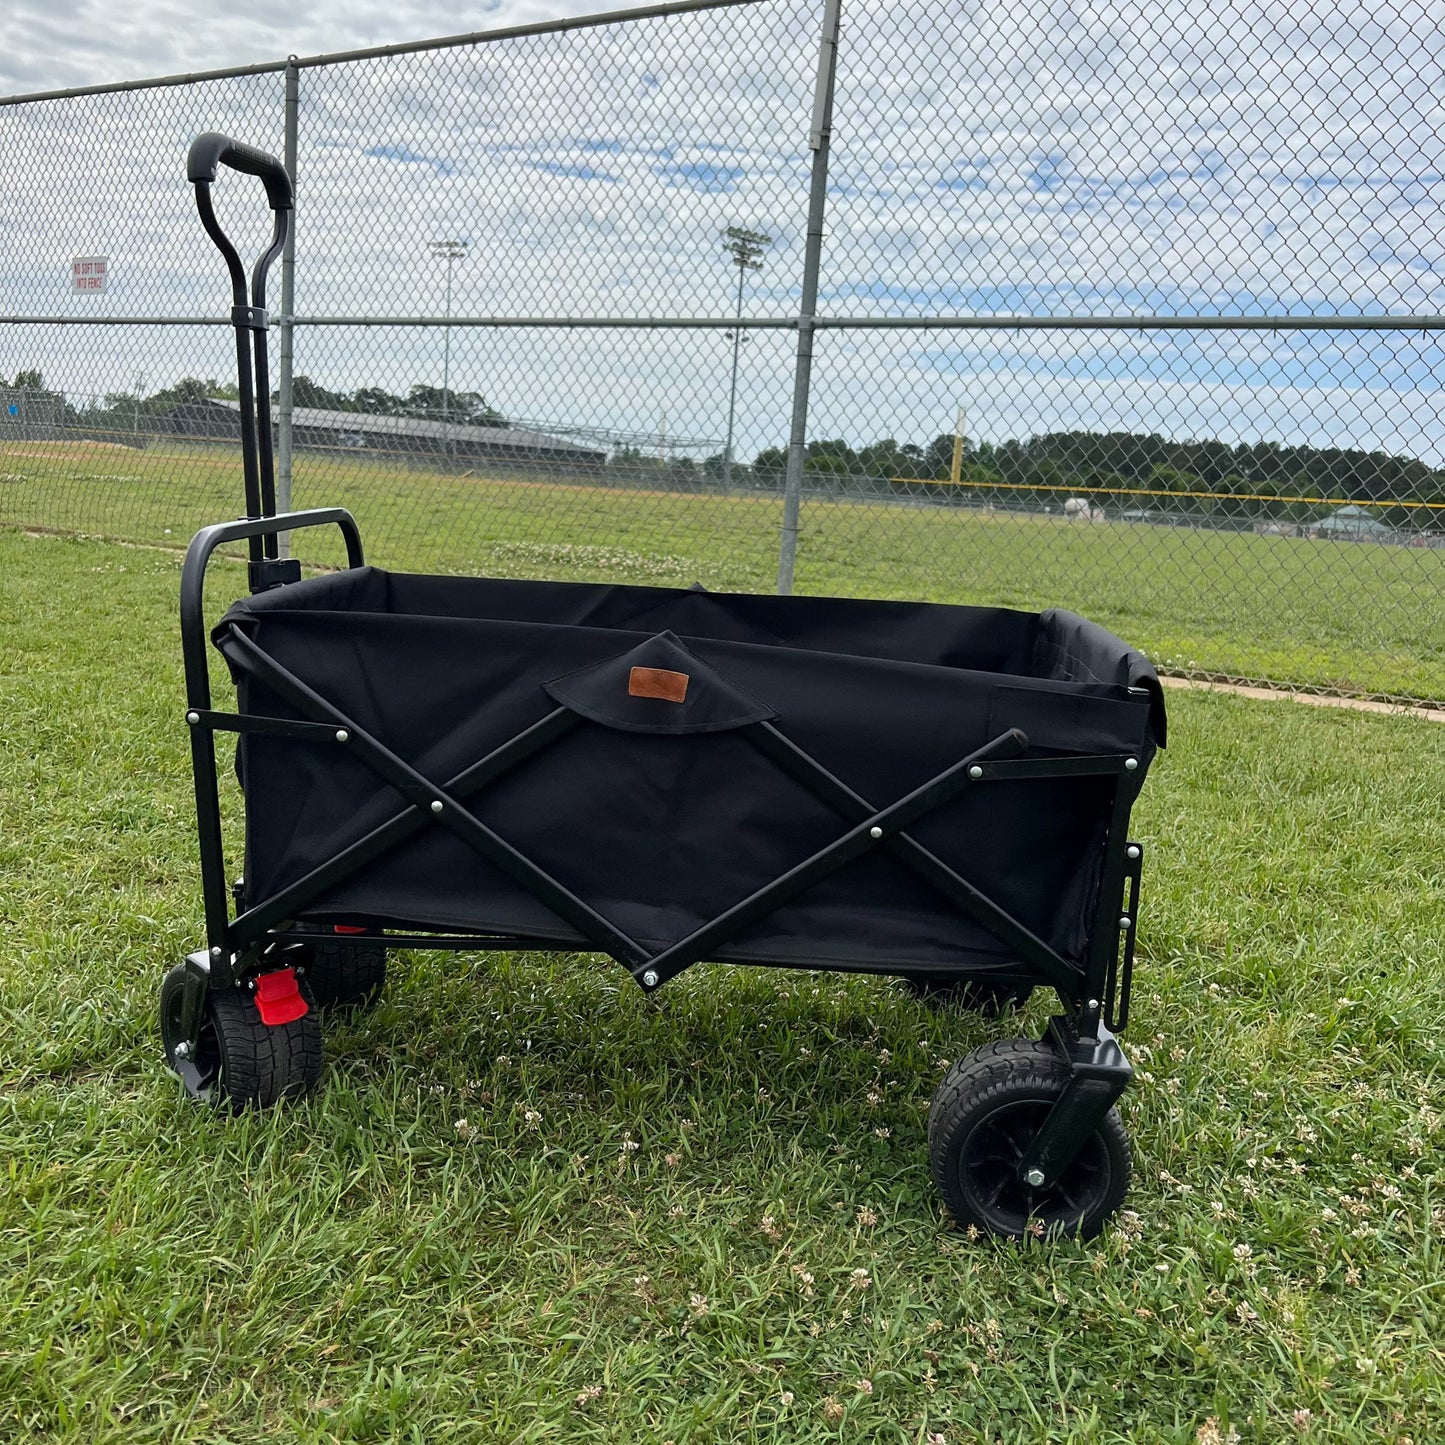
890;477;1445;513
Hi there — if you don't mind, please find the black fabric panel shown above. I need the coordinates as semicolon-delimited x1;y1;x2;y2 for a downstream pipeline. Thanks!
226;570;1048;674
1037;608;1168;747
220;572;1164;975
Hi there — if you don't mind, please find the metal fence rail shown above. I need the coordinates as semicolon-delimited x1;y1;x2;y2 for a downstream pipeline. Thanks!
2;0;1441;707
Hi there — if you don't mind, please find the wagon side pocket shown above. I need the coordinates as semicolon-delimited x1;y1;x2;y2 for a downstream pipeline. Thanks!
987;684;1148;758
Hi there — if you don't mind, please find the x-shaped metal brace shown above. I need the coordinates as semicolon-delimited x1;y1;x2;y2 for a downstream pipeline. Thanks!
217;626;1120;1001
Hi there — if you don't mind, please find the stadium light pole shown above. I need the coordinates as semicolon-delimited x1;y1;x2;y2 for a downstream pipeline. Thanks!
430;238;470;464
722;225;772;489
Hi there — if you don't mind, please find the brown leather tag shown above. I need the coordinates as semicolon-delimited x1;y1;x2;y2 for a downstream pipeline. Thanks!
629;666;689;703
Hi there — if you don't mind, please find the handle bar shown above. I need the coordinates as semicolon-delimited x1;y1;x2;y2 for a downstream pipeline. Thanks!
180;509;365;710
186;131;295;549
187;131;293;211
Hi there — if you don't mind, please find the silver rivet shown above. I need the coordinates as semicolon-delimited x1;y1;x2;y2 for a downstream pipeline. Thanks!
210;946;222;958
186;711;200;725
1025;1168;1046;1188
430;800;443;813
1119;915;1132;929
869;825;883;839
1126;845;1141;860
1124;757;1139;771
642;970;659;988
968;764;983;779
1087;998;1100;1011
335;729;349;743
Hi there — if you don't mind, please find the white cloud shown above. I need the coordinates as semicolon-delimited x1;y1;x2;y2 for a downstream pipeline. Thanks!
0;0;580;94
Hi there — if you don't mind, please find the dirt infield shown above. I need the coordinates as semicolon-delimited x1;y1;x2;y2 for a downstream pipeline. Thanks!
1160;674;1443;721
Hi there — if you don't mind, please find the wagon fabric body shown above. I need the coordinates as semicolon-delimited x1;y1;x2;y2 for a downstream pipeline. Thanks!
220;569;1164;991
161;131;1169;1241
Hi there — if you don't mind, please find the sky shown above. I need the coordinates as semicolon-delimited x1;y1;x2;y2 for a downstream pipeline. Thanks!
0;0;590;95
4;0;1445;466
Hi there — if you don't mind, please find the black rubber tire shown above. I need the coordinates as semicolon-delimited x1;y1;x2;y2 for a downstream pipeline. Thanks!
160;963;323;1112
901;975;1034;1013
928;1037;1130;1240
293;934;387;1012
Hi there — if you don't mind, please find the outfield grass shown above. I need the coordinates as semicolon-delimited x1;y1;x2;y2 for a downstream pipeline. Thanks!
1;527;1442;1443
2;438;1442;703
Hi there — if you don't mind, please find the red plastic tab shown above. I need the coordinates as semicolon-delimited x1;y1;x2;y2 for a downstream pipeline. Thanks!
333;924;366;935
253;967;308;1026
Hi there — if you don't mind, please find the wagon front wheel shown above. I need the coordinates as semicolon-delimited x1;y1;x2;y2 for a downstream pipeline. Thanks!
928;1038;1130;1240
160;963;322;1112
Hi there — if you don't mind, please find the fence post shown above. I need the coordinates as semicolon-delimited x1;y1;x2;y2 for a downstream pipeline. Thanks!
776;0;841;595
275;58;300;551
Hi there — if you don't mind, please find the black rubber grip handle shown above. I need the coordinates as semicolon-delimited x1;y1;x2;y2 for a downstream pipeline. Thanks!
186;132;293;211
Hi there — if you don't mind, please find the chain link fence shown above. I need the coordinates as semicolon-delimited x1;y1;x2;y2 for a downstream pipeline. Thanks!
3;0;1442;706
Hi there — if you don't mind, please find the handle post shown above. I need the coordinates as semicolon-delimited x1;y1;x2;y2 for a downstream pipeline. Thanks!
187;132;294;555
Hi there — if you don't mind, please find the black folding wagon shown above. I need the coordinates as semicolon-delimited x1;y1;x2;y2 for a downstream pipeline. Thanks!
162;134;1167;1240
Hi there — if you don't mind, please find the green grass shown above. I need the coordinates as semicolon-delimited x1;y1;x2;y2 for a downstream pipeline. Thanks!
2;437;1442;703
1;526;1443;1443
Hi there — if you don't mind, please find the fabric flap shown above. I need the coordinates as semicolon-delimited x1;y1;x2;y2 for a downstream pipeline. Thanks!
544;631;778;734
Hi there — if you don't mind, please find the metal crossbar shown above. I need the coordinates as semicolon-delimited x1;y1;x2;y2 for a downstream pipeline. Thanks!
746;722;1090;994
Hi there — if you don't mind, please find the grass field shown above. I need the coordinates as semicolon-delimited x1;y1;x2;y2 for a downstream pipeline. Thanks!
2;438;1442;704
1;526;1442;1443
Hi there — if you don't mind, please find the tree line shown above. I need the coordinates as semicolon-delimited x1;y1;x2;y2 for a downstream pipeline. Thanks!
746;431;1444;529
8;369;1442;528
10;372;506;430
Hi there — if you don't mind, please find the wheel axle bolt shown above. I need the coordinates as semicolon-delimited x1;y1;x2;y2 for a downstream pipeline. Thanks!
868;825;883;839
642;970;659;988
968;765;983;779
1025;1168;1046;1187
173;1041;191;1059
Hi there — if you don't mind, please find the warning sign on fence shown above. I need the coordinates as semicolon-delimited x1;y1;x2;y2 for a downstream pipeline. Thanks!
70;256;108;293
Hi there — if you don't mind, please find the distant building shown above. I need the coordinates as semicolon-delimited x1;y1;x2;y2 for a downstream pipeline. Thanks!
1311;505;1396;542
0;386;64;441
161;398;606;468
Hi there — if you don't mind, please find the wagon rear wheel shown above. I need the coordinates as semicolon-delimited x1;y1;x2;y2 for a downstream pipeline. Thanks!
160;963;322;1112
291;930;387;1012
901;975;1033;1013
928;1038;1130;1239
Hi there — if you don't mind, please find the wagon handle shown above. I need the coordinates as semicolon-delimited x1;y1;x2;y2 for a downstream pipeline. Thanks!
186;132;294;560
187;132;294;211
180;508;365;714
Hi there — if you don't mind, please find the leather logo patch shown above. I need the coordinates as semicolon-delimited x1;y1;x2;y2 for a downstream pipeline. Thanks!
628;666;689;703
